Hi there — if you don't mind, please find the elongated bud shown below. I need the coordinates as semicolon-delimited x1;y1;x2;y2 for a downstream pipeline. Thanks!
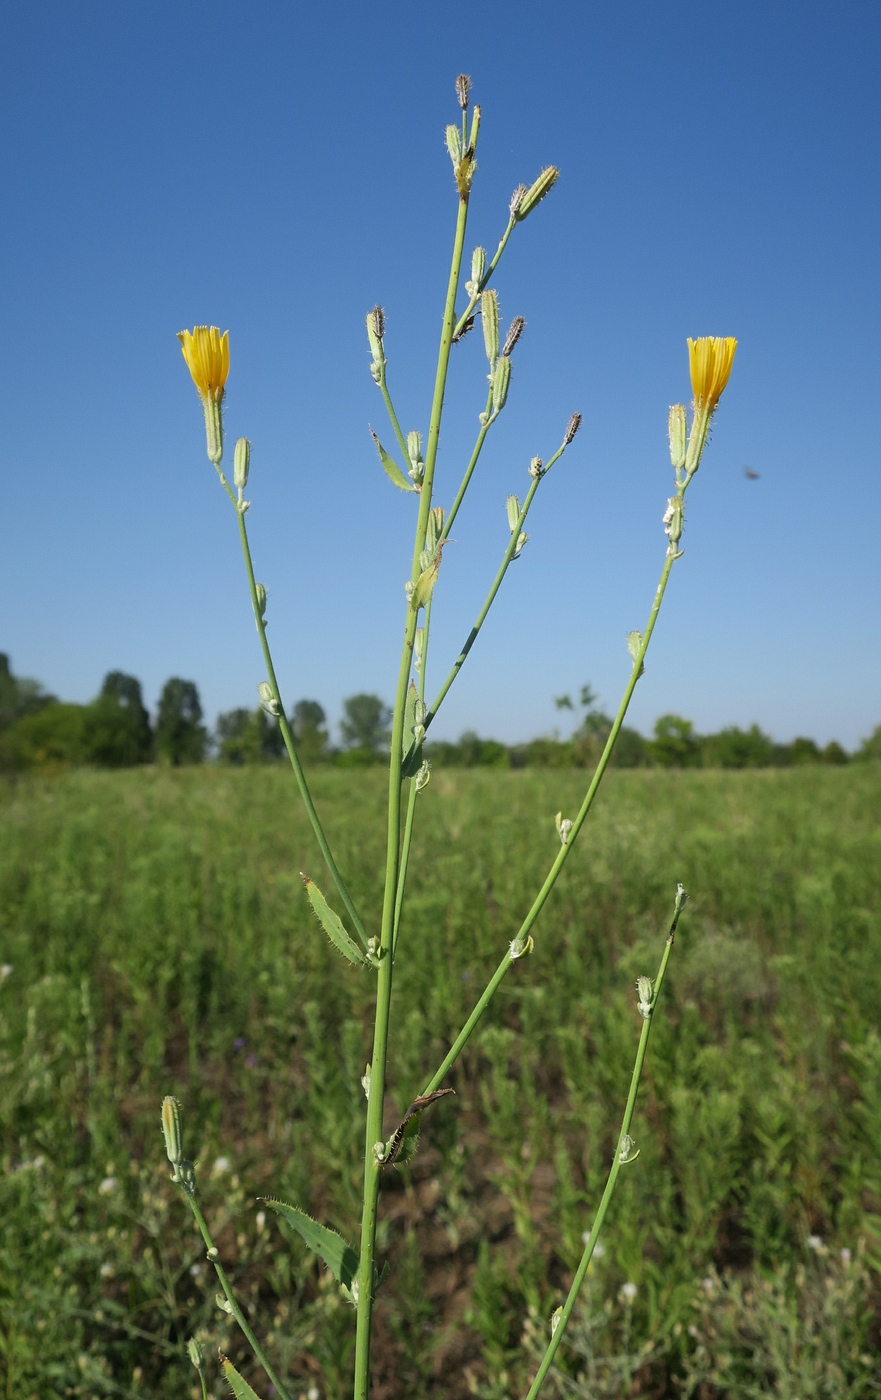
445;124;463;166
415;759;431;791
255;583;267;619
668;405;687;471
257;681;281;717
515;166;559;221
636;975;654;1018
663;495;683;546
407;431;424;486
502;316;526;357
528;456;544;479
366;307;385;383
491;356;511;414
481;289;499;365
455;73;471;109
466;246;486;297
506;495;521;533
414;626;425;671
555;811;573;845
233;437;250;491
187;1338;205;1373
564;413;582;445
161;1096;183;1165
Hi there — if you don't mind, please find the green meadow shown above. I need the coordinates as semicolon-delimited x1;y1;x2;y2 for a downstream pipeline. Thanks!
1;764;880;1399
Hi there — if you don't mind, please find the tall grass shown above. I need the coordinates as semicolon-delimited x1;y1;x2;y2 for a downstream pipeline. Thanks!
1;764;879;1398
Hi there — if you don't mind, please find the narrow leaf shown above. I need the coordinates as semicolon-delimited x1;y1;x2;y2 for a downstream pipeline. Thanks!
263;1199;358;1288
410;553;441;611
383;1087;455;1168
302;876;367;966
401;740;424;779
370;430;415;492
402;680;418;759
220;1356;263;1400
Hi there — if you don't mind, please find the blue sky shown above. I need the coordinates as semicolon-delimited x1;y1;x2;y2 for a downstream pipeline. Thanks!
2;1;879;748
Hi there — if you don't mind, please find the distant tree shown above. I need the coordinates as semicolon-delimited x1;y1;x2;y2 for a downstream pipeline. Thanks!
0;703;89;770
650;714;702;768
83;672;153;767
0;653;55;731
155;678;207;765
611;726;648;768
855;725;881;762
339;694;391;754
820;741;848;765
703;724;774;769
781;736;822;766
216;706;283;764
291;699;330;763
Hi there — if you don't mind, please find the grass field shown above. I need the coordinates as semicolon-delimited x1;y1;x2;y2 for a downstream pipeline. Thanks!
1;764;880;1400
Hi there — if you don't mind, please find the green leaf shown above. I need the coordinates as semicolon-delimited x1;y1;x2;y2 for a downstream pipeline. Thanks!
410;554;440;611
402;680;417;758
370;430;415;492
264;1199;358;1289
401;740;424;779
302;876;367;966
221;1356;263;1400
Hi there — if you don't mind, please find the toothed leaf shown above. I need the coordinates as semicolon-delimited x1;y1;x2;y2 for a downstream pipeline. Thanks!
220;1356;263;1400
371;431;415;492
264;1199;358;1288
302;876;367;967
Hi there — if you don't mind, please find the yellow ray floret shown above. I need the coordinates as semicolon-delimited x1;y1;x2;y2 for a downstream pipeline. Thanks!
687;336;737;410
177;326;230;401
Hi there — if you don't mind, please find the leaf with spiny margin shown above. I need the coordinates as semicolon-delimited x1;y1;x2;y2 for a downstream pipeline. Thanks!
302;876;368;966
410;552;441;611
220;1355;263;1400
263;1199;358;1289
370;430;415;492
401;739;424;779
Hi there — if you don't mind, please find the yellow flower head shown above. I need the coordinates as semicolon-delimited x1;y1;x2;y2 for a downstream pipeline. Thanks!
687;337;737;411
177;326;229;402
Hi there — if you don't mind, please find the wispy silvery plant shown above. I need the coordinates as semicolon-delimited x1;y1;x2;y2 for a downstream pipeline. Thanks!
171;75;737;1400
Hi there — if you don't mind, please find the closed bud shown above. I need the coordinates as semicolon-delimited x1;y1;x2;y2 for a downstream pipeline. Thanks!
663;495;684;546
455;73;471;109
491;355;511;414
618;1134;639;1165
564;412;582;445
366;307;385;383
502;316;526;357
258;681;281;717
216;1293;234;1315
555;811;573;846
513;531;528;558
415;759;431;791
255;583;267;619
528;456;544;479
668;405;687;470
506;495;522;533
515;166;560;221
414;626;425;671
636;975;654;1018
481;289;499;365
466;245;486;298
161;1096;183;1166
407;431;424;486
445;124;463;166
233;437;250;491
187;1338;205;1373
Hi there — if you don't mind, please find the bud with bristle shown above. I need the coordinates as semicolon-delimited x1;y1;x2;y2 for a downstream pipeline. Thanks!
528;456;544;479
506;495;522;533
636;975;654;1019
515;166;560;221
564;413;582;445
455;74;471;110
233;437;250;492
668;405;687;472
491;356;511;414
161;1096;183;1166
187;1338;205;1374
481;289;499;365
502;317;526;357
445;124;463;166
366;307;385;383
509;184;527;217
466;246;486;298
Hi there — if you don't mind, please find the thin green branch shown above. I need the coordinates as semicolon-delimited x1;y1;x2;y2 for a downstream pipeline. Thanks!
392;598;432;960
452;215;516;342
440;386;494;545
524;886;687;1400
377;368;411;469
421;533;681;1096
182;1190;293;1400
230;501;370;950
353;152;475;1400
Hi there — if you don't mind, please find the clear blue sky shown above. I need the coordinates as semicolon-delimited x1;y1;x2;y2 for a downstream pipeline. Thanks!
2;1;879;748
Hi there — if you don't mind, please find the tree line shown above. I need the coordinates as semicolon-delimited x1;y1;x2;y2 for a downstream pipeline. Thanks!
1;655;879;772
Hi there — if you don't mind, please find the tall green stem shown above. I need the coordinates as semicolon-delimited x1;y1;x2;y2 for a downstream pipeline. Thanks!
422;540;679;1095
523;886;686;1400
353;158;474;1400
230;501;369;948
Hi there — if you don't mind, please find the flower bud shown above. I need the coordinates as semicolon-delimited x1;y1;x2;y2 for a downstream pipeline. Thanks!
564;412;582;445
415;759;431;792
506;495;522;533
407;431;424;485
413;626;425;671
455;74;471;110
618;1134;639;1164
258;681;281;717
636;975;653;1018
255;583;267;619
502;316;525;358
515;166;560;221
663;495;684;546
509;184;527;217
466;246;486;298
445;124;463;167
481;289;499;365
233;437;250;491
161;1096;183;1165
491;355;511;414
555;811;573;845
366;307;385;383
187;1338;205;1373
528;456;544;479
668;405;687;471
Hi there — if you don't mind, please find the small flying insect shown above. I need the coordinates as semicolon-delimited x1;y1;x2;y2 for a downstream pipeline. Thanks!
744;467;760;480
